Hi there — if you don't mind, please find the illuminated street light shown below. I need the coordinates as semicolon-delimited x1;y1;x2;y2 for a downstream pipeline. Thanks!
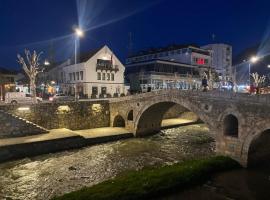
73;27;84;101
250;56;259;63
74;27;84;65
75;28;84;38
268;65;270;68
44;60;50;66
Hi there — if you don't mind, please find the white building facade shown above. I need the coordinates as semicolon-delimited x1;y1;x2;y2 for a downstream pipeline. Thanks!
60;45;127;98
201;43;232;81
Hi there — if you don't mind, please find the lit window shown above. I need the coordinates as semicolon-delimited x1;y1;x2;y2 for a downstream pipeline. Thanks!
97;72;101;80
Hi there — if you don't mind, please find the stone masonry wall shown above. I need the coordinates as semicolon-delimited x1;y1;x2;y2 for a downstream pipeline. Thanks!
163;104;189;119
0;101;110;130
0;110;48;138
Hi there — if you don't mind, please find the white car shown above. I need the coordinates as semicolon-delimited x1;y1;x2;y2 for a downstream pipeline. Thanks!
5;92;42;105
49;94;75;102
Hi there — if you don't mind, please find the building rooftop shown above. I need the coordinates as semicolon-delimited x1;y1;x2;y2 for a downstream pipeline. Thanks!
126;58;212;69
0;67;17;75
128;44;210;58
79;48;101;63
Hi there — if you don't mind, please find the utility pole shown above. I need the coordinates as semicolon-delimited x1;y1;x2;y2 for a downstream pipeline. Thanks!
128;32;133;57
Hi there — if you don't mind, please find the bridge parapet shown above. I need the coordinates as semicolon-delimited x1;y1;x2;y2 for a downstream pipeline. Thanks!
110;89;270;104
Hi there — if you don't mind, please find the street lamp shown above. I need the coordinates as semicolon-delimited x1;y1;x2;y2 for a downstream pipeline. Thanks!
44;60;50;66
73;27;84;101
74;28;84;65
248;56;259;85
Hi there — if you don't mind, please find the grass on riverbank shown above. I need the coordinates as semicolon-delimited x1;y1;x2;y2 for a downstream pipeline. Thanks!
52;156;241;200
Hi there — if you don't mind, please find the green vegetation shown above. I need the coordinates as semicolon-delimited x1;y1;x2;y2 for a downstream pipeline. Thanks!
52;156;240;200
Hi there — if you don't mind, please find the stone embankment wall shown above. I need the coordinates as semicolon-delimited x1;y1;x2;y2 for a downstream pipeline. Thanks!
0;110;48;138
0;101;110;130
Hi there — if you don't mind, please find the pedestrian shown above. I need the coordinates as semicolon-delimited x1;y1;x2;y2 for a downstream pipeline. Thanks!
202;76;208;92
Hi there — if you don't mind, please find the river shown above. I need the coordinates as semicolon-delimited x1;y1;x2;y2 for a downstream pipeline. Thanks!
0;124;269;200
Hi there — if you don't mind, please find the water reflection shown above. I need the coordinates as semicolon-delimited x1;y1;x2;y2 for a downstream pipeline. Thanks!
0;124;214;200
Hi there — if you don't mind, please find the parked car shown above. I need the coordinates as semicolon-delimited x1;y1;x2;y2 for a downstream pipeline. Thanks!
5;92;43;105
49;93;75;102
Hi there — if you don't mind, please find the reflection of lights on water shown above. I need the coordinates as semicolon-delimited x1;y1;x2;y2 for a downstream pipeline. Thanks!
18;107;30;111
57;105;71;114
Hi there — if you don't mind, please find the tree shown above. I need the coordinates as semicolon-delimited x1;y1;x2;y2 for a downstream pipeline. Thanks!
17;50;44;103
251;72;266;87
251;72;266;94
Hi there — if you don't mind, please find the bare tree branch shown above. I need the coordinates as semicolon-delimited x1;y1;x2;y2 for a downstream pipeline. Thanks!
17;49;44;103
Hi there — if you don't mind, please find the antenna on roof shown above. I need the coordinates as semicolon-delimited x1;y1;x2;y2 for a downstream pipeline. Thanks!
212;34;216;42
128;32;133;56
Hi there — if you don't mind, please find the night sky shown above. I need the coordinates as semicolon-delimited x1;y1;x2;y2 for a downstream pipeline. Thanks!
0;0;270;69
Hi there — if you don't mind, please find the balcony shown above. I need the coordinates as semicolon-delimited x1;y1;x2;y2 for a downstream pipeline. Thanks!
96;59;119;72
96;64;119;72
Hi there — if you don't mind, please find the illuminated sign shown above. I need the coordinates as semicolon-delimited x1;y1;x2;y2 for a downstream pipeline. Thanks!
196;58;205;65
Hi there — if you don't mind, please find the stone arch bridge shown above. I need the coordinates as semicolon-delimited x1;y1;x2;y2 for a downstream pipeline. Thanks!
109;89;270;167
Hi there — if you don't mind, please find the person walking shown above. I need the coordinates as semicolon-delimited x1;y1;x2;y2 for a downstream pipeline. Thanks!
202;76;208;92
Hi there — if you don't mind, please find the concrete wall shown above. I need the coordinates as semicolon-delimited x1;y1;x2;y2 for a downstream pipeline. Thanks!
0;101;110;130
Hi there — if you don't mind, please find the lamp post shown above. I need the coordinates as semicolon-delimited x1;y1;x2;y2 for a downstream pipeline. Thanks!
73;28;84;100
74;28;84;65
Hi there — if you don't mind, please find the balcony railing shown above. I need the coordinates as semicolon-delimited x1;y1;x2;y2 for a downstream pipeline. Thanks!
96;64;119;72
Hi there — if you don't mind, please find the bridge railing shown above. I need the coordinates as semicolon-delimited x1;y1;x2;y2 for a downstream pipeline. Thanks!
109;89;270;104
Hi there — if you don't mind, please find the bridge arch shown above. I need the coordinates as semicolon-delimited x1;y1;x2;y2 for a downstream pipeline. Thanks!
127;110;134;121
134;99;212;136
247;129;270;167
113;115;125;127
223;114;239;137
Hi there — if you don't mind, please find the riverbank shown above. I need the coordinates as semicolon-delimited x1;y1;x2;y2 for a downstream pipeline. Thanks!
52;156;241;200
0;117;196;163
0;127;133;163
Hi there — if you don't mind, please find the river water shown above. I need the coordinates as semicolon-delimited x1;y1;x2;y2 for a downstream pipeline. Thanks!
0;124;269;200
0;124;214;200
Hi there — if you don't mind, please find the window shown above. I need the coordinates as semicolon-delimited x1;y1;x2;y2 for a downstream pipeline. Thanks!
69;73;72;81
101;87;107;95
111;73;114;81
80;71;83;80
92;86;98;95
102;73;106;80
73;72;76;81
76;72;79;80
97;72;101;80
107;73;110;81
224;114;238;137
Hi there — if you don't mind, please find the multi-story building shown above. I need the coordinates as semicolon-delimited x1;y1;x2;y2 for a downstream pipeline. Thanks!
126;44;213;92
49;45;127;98
0;68;17;101
201;43;232;81
126;44;212;67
